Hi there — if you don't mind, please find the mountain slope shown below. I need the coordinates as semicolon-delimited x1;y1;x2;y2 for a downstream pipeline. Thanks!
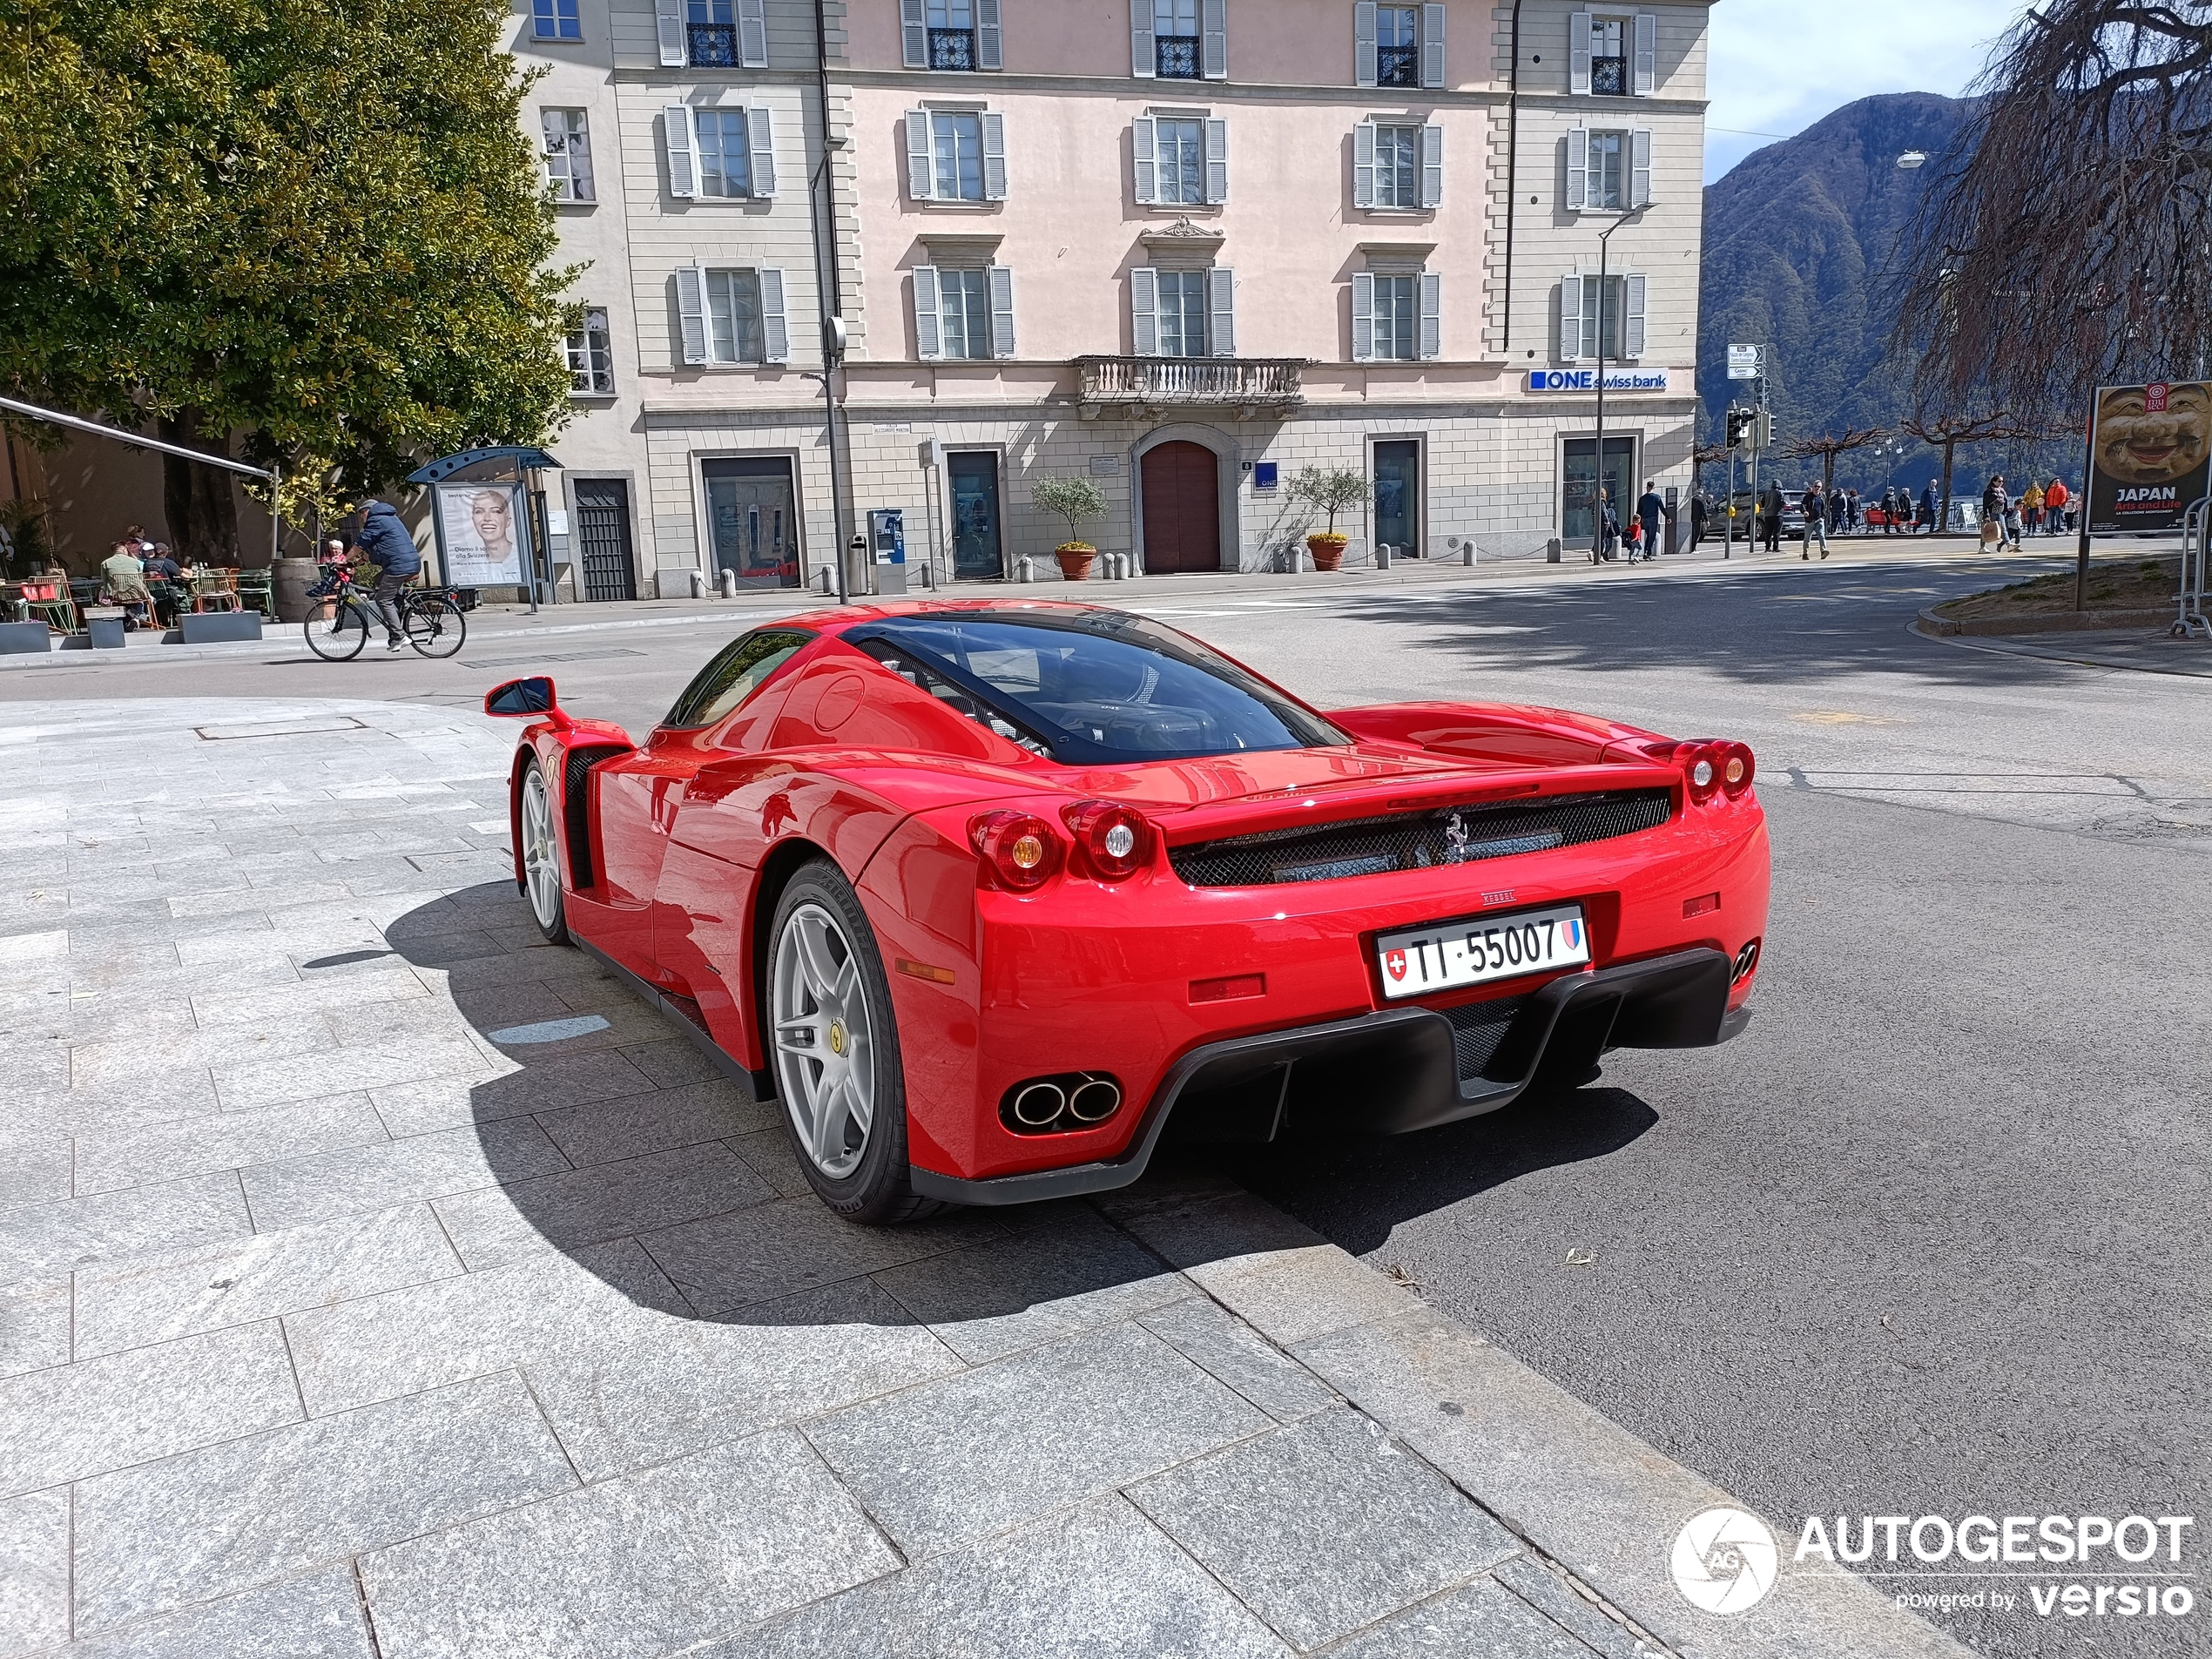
1697;93;1973;488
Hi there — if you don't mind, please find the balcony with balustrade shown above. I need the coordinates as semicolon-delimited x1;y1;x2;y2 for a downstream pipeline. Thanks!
1075;356;1305;419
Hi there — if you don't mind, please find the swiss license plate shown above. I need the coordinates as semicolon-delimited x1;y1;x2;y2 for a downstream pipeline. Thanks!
1375;904;1591;1000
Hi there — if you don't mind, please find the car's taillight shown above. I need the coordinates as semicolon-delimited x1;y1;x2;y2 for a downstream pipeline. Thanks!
1670;739;1754;806
969;812;1063;891
1062;800;1155;881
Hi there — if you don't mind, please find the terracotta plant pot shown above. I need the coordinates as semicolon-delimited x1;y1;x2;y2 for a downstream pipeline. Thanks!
1306;534;1348;572
1055;543;1098;581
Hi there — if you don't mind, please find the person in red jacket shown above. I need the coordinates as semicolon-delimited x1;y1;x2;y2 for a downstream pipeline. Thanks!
2042;477;2071;535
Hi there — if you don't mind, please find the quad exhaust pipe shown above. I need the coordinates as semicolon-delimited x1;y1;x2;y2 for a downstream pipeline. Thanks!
1001;1072;1123;1135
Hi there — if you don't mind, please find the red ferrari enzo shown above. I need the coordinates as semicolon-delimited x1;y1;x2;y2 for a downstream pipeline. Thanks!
489;599;1768;1223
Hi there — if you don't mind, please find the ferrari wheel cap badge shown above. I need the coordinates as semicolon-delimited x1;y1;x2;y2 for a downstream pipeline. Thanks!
827;1021;846;1056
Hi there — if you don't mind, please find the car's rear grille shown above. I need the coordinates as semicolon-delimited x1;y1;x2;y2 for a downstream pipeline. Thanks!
1167;789;1672;888
1445;995;1528;1082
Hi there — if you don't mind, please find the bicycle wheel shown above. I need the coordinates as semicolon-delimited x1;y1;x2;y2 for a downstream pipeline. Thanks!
404;596;466;659
302;596;368;661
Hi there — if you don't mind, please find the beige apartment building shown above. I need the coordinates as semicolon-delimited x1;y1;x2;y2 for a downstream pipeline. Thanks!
525;0;1713;597
18;2;1710;587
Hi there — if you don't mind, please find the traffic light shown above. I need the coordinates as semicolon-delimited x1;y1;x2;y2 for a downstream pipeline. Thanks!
1755;410;1775;451
1725;408;1750;448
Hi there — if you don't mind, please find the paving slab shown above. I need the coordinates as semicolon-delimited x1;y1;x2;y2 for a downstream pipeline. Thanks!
360;1430;900;1659
0;1488;70;1655
1127;1406;1521;1650
1135;1295;1340;1425
71;1090;391;1194
535;1078;780;1170
703;1494;1291;1659
0;1172;253;1282
0;1280;71;1382
804;1320;1273;1558
430;1140;776;1270
55;1567;376;1659
239;1116;568;1230
1326;1574;1612;1659
72;1372;577;1630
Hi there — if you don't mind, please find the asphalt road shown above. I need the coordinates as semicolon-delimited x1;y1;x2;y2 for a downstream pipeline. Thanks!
8;545;2206;1658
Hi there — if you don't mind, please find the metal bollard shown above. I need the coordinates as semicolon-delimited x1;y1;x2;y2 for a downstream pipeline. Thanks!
1462;541;1478;566
1375;544;1393;570
1016;556;1034;583
1545;536;1563;564
719;569;737;599
688;570;706;599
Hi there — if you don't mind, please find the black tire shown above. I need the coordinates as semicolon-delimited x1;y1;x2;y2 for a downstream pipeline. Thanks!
766;860;940;1224
302;596;368;660
405;595;466;659
516;757;570;946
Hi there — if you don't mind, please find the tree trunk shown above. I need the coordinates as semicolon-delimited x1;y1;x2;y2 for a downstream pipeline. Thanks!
1939;440;1958;535
157;410;240;564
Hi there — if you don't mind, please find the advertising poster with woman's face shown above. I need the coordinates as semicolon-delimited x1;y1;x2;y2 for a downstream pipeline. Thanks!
2087;382;2212;534
435;482;526;585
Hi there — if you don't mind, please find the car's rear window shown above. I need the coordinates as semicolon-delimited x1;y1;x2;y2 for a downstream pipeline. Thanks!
845;613;1346;764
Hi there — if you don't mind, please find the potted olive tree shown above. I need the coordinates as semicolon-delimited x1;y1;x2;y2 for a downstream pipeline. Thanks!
1032;475;1109;581
1290;467;1370;571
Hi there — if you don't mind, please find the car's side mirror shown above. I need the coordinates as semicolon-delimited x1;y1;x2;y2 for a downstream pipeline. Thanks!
485;677;558;718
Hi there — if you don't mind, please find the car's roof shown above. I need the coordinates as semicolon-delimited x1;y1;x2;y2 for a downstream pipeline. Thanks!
771;597;1123;634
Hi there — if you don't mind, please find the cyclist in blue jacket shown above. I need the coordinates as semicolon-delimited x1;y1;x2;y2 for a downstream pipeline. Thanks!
349;501;421;651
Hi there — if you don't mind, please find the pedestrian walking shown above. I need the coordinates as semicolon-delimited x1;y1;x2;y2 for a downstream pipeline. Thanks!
1878;486;1896;534
2044;475;2070;534
1800;482;1831;560
347;500;422;651
1979;475;2007;552
2021;478;2045;538
1758;482;1783;553
1635;480;1665;563
1689;490;1710;550
1919;481;1939;535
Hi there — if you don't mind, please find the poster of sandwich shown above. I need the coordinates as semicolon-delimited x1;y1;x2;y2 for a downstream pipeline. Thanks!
2086;382;2212;535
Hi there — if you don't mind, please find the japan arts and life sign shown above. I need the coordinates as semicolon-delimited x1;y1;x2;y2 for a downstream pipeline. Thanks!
2087;382;2212;535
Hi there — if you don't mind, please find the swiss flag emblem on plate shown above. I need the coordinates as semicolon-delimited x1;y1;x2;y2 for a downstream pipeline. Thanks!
1384;949;1408;981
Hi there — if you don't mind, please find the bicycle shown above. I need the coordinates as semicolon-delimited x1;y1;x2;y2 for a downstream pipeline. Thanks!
302;570;467;661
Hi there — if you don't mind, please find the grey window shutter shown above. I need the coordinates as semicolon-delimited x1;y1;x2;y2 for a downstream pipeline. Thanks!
1353;120;1377;208
1418;271;1441;360
676;266;709;364
1420;123;1442;207
906;110;934;200
664;106;698;199
748;107;777;198
1634;13;1656;95
1559;273;1582;361
1132;7;1155;76
737;0;768;66
657;0;685;66
1204;118;1228;204
981;111;1008;200
759;268;789;362
1631;127;1652;207
1354;2;1377;86
1202;0;1227;79
913;266;942;359
1352;271;1375;361
977;0;1003;69
1131;268;1160;355
1624;273;1647;357
988;265;1016;358
1565;127;1588;209
900;0;927;66
1569;10;1592;96
1131;118;1157;204
1209;266;1236;357
1421;3;1445;87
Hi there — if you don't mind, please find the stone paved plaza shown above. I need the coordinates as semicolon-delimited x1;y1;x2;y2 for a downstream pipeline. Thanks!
0;697;1960;1658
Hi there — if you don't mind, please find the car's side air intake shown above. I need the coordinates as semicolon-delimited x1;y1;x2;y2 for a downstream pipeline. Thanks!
1166;788;1675;888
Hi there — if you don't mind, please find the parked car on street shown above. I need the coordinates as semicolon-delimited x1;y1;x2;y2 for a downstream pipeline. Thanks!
489;600;1770;1220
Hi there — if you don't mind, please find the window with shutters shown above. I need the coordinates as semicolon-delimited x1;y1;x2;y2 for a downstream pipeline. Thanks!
542;110;594;203
1590;16;1628;95
1154;0;1200;77
694;110;752;197
687;0;738;65
1568;273;1646;359
1155;272;1211;356
933;111;985;199
567;307;614;394
927;0;976;69
1373;124;1420;209
1155;118;1204;205
1376;5;1418;87
1371;274;1418;360
704;269;766;363
534;0;582;41
937;268;994;358
1587;129;1627;210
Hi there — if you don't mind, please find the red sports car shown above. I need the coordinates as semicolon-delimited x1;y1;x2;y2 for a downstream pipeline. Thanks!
489;599;1769;1223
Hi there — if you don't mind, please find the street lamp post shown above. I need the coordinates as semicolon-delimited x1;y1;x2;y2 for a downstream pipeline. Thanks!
1590;202;1651;559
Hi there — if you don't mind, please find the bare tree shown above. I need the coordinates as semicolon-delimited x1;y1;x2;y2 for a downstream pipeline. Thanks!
1894;2;2212;418
1899;412;2043;530
1780;428;1888;491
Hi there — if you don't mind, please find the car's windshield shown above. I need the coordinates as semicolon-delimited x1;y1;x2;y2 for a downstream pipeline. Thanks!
845;612;1346;763
664;629;813;729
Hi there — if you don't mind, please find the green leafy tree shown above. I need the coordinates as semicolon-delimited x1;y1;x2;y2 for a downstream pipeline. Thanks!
1031;475;1108;548
0;0;579;560
1290;466;1370;538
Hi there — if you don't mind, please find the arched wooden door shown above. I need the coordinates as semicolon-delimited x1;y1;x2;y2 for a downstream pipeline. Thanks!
1140;442;1222;574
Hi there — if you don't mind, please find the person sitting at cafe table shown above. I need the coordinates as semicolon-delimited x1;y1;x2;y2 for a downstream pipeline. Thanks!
100;541;154;630
142;543;183;626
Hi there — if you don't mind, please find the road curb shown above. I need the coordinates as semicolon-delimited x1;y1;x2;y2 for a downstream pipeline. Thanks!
1100;1182;1971;1659
1915;604;2172;637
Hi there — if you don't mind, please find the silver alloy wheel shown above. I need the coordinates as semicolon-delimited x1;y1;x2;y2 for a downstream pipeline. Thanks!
521;766;563;929
772;900;875;1179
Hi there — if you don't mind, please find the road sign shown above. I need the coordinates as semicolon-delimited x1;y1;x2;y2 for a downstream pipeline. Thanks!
1727;345;1762;381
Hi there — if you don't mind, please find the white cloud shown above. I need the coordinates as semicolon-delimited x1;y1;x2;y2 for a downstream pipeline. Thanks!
1705;1;2032;181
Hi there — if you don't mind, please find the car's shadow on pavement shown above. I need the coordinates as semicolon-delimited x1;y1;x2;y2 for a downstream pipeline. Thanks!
384;880;1655;1333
